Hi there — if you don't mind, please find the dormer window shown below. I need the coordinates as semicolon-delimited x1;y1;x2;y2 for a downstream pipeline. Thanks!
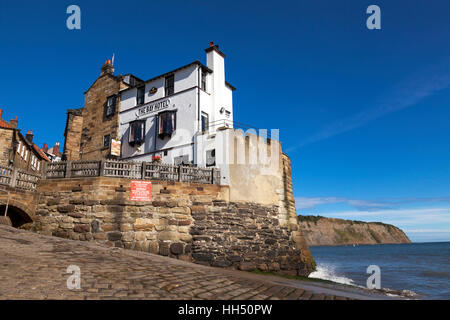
137;87;145;105
105;95;116;117
158;111;176;138
129;120;145;146
165;74;174;96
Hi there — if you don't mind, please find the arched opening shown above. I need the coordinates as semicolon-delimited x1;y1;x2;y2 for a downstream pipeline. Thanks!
0;205;33;229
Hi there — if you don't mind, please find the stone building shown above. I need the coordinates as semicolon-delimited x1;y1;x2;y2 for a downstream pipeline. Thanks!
63;43;234;166
42;142;62;162
0;109;49;172
45;45;316;275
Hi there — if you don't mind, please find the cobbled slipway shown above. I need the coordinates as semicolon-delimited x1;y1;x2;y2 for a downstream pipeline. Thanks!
0;225;382;300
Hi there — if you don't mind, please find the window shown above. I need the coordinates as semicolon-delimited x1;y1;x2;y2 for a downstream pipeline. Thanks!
24;150;28;161
21;145;25;158
16;142;21;154
165;74;174;96
206;149;215;167
201;70;207;91
174;155;189;166
31;155;37;170
129;120;145;146
105;95;116;117
158;111;176;138
104;134;111;148
201;112;209;132
137;87;145;105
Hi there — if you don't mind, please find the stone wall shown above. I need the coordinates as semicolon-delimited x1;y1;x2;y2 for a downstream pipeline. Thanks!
31;177;314;276
190;201;312;276
63;109;83;161
0;127;13;166
78;65;128;160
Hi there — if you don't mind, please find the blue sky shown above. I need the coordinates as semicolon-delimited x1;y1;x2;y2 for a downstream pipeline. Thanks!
1;1;449;242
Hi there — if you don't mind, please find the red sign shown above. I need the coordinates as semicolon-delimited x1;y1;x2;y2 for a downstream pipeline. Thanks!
130;181;152;201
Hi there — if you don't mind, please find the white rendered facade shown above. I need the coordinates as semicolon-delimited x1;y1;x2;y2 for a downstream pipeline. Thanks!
118;44;234;183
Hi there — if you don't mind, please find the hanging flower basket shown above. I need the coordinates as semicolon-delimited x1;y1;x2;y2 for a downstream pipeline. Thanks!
152;155;162;163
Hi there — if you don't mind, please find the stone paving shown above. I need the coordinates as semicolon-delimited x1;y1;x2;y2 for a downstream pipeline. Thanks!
0;225;365;300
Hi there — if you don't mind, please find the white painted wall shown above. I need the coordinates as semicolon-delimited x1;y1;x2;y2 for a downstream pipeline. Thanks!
118;47;235;183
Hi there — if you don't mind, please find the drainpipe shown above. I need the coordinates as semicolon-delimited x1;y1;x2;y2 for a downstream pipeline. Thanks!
0;188;10;217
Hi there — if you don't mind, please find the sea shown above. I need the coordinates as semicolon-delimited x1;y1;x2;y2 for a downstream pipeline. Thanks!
308;242;450;299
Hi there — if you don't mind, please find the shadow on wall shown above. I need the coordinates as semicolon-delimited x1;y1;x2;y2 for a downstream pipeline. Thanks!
0;205;33;229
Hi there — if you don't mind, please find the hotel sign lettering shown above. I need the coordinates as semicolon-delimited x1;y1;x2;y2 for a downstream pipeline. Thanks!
137;99;170;117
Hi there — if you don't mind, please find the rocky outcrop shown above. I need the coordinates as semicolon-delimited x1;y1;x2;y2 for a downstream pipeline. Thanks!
298;216;411;246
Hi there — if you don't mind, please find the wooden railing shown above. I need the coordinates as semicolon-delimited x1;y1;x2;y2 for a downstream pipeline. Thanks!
0;160;221;191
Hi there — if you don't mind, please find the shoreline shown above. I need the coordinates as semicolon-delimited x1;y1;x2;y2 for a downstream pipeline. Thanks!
308;242;414;247
250;270;418;300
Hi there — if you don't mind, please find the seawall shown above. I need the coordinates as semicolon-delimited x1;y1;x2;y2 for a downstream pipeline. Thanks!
31;177;315;276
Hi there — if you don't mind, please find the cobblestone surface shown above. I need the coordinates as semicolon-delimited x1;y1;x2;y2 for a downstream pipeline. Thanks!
0;225;360;300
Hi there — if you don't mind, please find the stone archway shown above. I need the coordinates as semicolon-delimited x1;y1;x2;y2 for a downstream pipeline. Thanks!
0;203;33;229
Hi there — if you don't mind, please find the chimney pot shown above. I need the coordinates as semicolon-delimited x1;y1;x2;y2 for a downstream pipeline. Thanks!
101;60;115;75
53;142;60;155
26;130;34;143
210;41;215;47
9;116;18;128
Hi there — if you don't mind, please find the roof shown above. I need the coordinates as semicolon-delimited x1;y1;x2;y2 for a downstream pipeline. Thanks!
17;132;50;162
32;144;50;162
143;60;212;85
67;108;83;116
119;60;218;94
226;81;236;91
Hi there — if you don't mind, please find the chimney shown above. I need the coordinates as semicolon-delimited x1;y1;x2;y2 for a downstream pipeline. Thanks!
42;143;48;153
26;130;34;143
101;60;114;76
205;42;226;108
53;142;60;155
9;116;18;128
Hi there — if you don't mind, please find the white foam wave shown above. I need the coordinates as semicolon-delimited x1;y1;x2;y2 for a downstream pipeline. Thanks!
308;264;355;286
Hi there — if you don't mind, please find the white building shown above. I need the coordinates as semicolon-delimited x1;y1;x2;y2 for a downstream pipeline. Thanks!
118;43;235;173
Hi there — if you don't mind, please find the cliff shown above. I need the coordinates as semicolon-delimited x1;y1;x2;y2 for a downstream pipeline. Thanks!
298;215;411;246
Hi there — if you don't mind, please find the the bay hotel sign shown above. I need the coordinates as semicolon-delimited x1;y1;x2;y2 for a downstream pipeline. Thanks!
136;99;171;117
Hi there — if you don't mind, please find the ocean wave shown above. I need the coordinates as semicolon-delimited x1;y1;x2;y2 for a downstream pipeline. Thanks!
308;264;355;286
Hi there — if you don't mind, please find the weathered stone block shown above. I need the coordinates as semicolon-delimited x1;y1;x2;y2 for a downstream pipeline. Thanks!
239;262;256;271
192;253;213;262
158;231;179;241
57;205;75;213
170;243;184;255
107;232;122;241
74;224;91;233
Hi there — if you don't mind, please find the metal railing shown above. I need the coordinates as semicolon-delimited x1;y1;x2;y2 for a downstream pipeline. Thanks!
0;160;221;192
